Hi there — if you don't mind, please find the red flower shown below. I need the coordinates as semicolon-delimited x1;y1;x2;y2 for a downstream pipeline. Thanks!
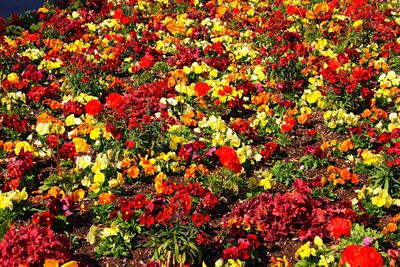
191;213;210;227
341;245;362;267
223;246;240;259
32;211;56;226
215;146;242;173
85;99;102;116
328;217;352;240
194;82;210;97
359;247;384;267
340;245;384;267
106;92;124;109
132;194;148;209
47;134;59;149
139;54;155;69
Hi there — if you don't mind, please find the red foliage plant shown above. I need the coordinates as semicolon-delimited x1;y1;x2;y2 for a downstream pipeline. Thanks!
223;179;356;242
0;224;72;266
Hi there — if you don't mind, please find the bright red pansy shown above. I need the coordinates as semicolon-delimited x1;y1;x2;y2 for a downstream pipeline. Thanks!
194;82;210;97
139;54;155;69
215;146;242;173
85;99;102;116
106;92;124;109
340;244;383;267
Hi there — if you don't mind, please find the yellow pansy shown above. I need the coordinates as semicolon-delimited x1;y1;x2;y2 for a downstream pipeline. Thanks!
93;172;105;184
7;72;19;83
65;114;77;126
314;236;324;249
7;188;28;203
36;122;51;135
89;183;100;193
258;171;273;190
354;20;363;28
108;179;119;188
92;154;109;173
295;241;316;259
371;187;393;208
226;259;244;267
72;189;85;202
43;259;78;267
0;193;13;210
361;150;384;165
305;90;322;104
89;127;101;140
14;141;33;155
100;222;119;238
254;65;266;81
76;155;92;169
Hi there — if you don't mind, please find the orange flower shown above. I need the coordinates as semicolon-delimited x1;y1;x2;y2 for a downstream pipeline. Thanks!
98;192;116;205
298;113;310;124
154;172;166;193
121;158;132;169
47;186;65;199
182;110;197;126
72;189;85;202
340;168;351;180
3;141;13;152
387;222;398;233
127;165;140;178
339;139;354;153
313;2;329;14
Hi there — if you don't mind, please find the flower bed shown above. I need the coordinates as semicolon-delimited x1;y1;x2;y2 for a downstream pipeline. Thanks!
1;0;400;266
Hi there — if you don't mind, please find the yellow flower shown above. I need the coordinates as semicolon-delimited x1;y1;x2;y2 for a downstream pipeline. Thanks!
92;154;108;173
43;259;78;267
72;137;90;153
254;65;266;81
93;172;105;184
7;188;28;203
14;141;32;155
371;188;393;208
361;150;384;165
72;189;85;202
36;122;51;136
89;183;100;193
7;72;19;83
65;114;80;126
226;259;243;267
258;171;273;190
155;172;166;193
76;155;92;169
0;193;13;210
89;127;101;140
318;255;334;267
305;90;322;104
295;241;316;259
100;222;119;238
353;20;363;28
108;179;119;188
314;236;324;249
